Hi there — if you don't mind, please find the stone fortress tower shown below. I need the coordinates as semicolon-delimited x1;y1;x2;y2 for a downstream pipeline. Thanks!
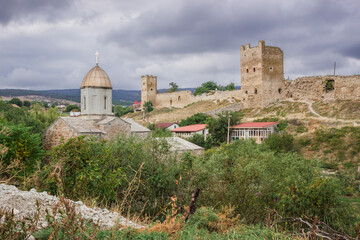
141;75;158;108
240;40;285;107
80;51;113;119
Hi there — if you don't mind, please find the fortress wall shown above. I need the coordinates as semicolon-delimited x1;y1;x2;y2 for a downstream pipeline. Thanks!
154;89;246;108
155;90;193;108
289;75;360;101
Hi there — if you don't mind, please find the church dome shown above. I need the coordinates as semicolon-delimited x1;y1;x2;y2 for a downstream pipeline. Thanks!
80;65;112;89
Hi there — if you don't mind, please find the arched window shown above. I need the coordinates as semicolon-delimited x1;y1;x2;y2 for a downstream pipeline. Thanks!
245;90;248;94
278;88;282;94
83;96;86;110
104;96;107;109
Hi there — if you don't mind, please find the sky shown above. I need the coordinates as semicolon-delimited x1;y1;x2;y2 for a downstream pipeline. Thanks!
0;0;360;90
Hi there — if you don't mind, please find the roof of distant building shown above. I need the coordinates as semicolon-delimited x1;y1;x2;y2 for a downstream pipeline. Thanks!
133;100;141;105
157;122;177;129
61;117;105;134
159;137;204;152
232;122;279;128
122;118;151;132
172;124;207;132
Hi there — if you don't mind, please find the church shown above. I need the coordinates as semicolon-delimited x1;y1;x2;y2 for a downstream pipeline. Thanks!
43;53;151;149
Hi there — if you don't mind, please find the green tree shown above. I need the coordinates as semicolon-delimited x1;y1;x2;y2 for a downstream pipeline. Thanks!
65;104;80;112
9;98;22;107
262;133;296;154
225;82;236;91
207;111;242;145
179;113;211;127
114;105;133;117
143;101;153;113
23;100;31;108
194;81;224;96
0;123;44;179
168;82;179;93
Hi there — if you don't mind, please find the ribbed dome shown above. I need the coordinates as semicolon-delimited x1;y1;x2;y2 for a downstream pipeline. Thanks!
80;65;112;89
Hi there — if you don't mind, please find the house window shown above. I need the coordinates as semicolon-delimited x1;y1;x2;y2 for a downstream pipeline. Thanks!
253;68;256;72
254;89;258;94
83;96;86;110
104;96;107;109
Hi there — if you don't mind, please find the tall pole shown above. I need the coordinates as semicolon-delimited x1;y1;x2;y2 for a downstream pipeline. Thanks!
334;61;336;76
227;111;231;144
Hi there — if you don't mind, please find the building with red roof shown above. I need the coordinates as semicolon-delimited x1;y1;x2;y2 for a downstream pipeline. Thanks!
132;100;141;111
171;124;208;138
231;122;279;143
156;122;179;130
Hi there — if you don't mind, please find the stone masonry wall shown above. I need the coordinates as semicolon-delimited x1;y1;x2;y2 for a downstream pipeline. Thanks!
43;118;78;150
287;75;360;101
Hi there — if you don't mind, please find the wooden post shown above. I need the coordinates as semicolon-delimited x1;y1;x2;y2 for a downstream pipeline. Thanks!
185;187;200;222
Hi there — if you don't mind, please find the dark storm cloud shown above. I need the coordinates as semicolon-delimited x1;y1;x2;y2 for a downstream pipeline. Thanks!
0;0;359;90
0;0;73;25
104;0;360;59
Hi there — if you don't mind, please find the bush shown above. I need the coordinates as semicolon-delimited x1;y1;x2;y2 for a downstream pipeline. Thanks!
262;133;296;154
192;141;356;233
179;113;211;127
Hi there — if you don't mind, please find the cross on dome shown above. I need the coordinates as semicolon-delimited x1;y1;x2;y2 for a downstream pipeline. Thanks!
95;51;99;65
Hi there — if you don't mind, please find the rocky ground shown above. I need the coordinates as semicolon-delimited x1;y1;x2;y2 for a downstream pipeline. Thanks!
0;184;143;230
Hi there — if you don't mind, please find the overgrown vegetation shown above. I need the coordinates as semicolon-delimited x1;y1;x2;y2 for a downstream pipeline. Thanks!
1;97;360;238
193;81;224;96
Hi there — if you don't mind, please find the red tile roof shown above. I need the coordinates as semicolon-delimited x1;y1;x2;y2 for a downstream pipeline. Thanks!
232;122;279;128
157;122;176;129
172;124;207;132
133;100;141;105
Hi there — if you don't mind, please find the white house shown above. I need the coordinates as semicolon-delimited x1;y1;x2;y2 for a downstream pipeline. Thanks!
171;124;208;138
231;122;279;144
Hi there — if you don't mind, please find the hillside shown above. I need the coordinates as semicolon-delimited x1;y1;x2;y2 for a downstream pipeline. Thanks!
0;88;199;106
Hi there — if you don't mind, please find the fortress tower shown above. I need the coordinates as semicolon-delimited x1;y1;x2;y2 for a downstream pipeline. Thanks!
240;40;285;107
141;75;157;108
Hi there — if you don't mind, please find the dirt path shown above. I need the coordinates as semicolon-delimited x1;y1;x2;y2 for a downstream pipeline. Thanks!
283;99;358;126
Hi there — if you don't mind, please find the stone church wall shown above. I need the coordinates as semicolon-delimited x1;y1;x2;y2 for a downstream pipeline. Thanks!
43;118;78;150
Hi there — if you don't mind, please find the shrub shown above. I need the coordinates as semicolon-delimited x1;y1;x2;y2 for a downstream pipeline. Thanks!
192;141;356;233
262;133;296;154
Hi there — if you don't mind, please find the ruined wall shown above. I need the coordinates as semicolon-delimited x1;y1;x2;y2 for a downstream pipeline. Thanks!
155;90;194;108
287;75;360;101
43;118;78;149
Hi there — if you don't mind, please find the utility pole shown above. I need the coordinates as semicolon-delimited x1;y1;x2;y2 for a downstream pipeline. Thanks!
227;111;231;144
334;61;336;76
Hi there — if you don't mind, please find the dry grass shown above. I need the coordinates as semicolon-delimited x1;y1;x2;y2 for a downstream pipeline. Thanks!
312;100;360;119
125;100;233;123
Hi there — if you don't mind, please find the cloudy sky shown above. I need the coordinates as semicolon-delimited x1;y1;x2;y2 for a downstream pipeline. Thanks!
0;0;359;90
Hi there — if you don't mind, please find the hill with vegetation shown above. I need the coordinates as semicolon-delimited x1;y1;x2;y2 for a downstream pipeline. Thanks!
1;98;360;239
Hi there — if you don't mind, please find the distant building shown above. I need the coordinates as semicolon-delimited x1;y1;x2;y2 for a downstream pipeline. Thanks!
171;124;208;138
70;109;80;117
160;137;204;155
43;53;150;149
156;122;179;131
132;100;141;111
230;122;279;144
